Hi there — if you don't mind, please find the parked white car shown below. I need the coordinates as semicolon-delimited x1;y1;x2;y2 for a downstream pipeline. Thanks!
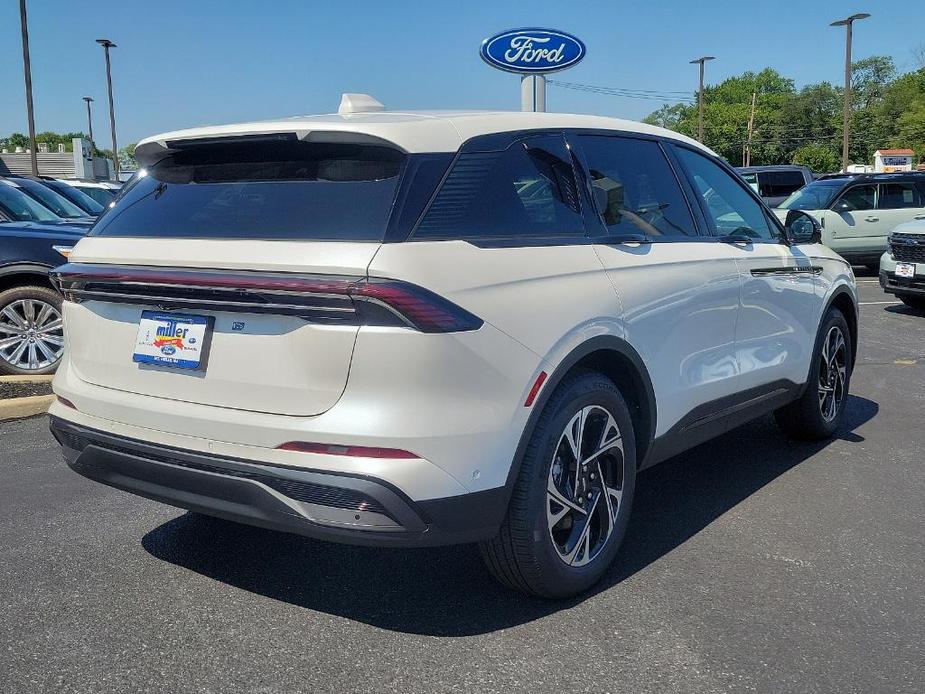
48;96;858;597
879;219;925;309
775;172;925;270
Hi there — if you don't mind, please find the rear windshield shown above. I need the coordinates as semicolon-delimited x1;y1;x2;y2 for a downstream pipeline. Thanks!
778;180;843;211
90;139;405;241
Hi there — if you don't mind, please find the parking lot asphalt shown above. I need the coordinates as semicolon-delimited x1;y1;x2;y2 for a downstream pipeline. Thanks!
2;270;924;694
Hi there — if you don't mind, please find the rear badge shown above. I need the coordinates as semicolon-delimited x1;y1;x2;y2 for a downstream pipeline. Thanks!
231;321;246;332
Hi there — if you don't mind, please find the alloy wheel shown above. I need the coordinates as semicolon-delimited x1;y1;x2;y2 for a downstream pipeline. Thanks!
546;405;625;567
818;325;847;423
0;299;65;371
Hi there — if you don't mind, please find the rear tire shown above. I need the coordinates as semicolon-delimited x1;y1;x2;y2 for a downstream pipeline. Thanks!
0;285;65;376
898;295;925;311
480;371;636;599
775;308;852;441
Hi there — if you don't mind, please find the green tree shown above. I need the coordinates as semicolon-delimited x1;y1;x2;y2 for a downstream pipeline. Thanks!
891;102;925;163
852;56;896;108
792;144;841;173
643;103;691;131
118;143;137;170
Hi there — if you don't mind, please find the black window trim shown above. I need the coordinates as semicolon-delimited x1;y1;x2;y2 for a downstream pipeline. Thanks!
668;141;787;243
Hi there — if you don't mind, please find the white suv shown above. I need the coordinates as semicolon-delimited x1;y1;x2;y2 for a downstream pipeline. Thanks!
49;96;858;598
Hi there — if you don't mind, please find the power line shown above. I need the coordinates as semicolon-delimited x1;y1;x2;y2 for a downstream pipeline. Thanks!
548;79;696;103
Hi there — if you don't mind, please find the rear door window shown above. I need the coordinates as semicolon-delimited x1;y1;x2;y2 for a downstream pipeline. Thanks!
878;182;922;209
90;140;405;241
414;134;584;241
578;135;697;238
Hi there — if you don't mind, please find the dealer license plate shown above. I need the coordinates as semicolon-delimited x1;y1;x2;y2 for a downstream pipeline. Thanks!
132;311;211;370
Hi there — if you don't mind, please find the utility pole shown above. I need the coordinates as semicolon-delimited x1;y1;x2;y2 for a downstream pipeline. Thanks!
745;91;757;167
690;56;715;143
82;96;94;146
96;38;119;179
830;13;870;172
18;0;38;176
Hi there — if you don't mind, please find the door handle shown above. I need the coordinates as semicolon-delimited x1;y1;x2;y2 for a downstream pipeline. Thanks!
914;214;925;220
718;234;752;245
865;216;879;222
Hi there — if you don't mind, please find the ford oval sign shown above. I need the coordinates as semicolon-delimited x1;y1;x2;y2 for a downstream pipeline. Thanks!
480;28;586;74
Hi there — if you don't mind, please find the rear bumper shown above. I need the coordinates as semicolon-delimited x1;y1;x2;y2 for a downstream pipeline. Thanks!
50;416;508;547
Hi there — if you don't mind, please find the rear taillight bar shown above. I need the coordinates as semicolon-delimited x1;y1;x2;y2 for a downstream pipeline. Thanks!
51;263;483;334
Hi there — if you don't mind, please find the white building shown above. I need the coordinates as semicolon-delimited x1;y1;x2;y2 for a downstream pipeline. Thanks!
874;148;915;173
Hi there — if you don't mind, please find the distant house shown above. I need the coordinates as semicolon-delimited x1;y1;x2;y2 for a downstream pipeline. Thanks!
874;148;915;173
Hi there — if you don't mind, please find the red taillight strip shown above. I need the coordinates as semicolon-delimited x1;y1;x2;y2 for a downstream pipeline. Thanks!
51;264;483;334
52;263;358;295
277;441;419;459
524;371;548;407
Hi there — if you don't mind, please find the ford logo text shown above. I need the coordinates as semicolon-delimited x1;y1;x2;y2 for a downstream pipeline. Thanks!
480;28;586;74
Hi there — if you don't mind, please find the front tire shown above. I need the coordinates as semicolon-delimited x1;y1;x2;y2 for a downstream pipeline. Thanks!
480;371;636;599
775;308;852;441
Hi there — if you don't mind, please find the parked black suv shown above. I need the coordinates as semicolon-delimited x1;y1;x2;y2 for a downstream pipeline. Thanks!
736;165;814;207
0;220;85;374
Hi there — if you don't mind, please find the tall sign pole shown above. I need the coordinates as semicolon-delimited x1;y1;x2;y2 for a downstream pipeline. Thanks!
481;29;585;113
83;96;95;146
689;56;715;144
96;39;119;179
830;13;870;173
18;0;38;176
521;75;547;112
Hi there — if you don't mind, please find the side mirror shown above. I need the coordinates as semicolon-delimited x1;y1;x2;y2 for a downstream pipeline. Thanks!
785;209;822;245
833;199;852;213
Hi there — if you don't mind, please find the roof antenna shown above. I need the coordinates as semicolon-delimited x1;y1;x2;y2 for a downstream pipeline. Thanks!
338;93;385;115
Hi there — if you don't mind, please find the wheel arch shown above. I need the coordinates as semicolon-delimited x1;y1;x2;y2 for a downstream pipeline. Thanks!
0;264;56;294
504;335;657;500
826;286;858;369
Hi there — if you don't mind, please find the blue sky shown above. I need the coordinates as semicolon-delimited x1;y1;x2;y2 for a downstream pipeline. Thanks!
2;1;923;146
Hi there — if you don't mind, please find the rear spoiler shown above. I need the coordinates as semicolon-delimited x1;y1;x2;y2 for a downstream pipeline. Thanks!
135;130;407;168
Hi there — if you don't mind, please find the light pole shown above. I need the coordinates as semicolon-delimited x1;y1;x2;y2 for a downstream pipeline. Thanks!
96;38;119;179
690;56;715;144
830;13;870;172
82;96;94;146
18;0;38;176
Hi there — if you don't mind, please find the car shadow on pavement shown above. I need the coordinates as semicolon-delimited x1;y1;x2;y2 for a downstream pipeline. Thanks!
142;394;878;637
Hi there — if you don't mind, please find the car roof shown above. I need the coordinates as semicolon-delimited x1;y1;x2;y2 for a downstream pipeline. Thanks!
736;165;809;173
814;172;925;185
135;109;712;166
54;179;112;189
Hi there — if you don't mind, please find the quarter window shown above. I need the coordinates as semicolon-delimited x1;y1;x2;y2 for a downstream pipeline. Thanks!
878;182;922;209
415;135;583;240
578;135;696;237
676;147;776;240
